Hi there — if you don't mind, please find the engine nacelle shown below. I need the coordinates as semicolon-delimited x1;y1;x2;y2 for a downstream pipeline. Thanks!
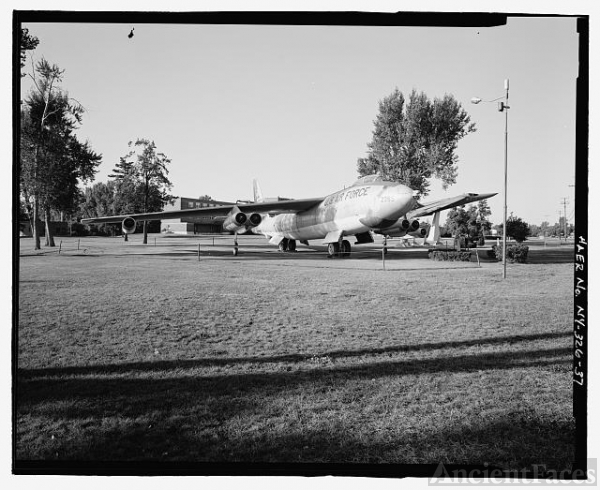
408;220;420;232
223;211;247;232
409;226;428;238
372;218;412;237
122;217;137;235
247;213;262;227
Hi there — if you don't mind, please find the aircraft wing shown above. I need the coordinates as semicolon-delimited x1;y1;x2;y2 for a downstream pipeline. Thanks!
406;192;497;219
81;197;325;224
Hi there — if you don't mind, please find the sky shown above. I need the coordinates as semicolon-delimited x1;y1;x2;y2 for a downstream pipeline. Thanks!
19;12;582;227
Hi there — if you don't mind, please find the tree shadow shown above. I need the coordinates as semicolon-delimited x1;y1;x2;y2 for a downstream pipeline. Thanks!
18;345;570;419
18;330;570;378
15;344;573;469
15;416;575;475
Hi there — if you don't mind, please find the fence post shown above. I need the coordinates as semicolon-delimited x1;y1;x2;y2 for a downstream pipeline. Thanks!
59;241;62;254
198;244;201;261
78;239;80;251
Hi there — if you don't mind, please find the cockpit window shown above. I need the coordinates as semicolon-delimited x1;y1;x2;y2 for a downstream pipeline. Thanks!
352;174;384;185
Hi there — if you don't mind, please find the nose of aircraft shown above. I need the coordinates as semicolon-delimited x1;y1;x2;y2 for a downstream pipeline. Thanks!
359;183;415;228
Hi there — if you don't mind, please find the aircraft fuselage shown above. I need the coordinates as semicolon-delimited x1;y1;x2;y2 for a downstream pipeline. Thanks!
254;180;415;241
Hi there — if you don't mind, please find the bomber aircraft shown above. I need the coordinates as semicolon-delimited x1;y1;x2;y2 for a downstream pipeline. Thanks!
81;174;496;258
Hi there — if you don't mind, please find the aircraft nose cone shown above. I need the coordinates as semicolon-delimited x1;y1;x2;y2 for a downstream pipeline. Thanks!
359;184;414;228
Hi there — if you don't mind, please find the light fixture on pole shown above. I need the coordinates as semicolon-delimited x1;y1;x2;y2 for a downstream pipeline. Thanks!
471;79;510;279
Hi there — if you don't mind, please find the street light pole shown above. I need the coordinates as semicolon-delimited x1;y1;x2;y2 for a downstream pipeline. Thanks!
471;79;510;279
502;79;509;279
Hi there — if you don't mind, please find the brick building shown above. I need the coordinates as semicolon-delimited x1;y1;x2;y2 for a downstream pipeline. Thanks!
161;197;236;234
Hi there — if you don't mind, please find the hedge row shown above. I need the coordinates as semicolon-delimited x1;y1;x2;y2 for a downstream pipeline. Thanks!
487;243;529;263
428;250;472;262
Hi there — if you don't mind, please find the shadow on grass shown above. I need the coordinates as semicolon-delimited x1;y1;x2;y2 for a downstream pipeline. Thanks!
18;345;570;416
15;417;575;474
15;344;573;467
19;331;570;378
526;248;573;264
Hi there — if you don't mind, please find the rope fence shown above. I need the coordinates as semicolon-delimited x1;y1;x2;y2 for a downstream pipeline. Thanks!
19;234;485;270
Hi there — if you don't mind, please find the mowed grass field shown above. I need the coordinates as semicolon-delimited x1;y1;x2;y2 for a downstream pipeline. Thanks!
16;234;574;471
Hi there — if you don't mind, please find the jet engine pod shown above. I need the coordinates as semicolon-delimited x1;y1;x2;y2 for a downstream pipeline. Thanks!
408;220;420;232
223;211;248;231
417;227;428;237
400;219;410;231
122;217;137;234
247;213;262;227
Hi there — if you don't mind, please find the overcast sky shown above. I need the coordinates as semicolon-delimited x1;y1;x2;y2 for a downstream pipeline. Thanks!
20;13;581;226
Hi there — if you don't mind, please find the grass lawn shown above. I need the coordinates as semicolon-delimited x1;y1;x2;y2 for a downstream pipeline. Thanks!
16;235;574;472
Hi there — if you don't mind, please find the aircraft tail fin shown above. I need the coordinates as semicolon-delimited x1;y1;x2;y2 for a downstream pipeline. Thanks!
253;179;264;203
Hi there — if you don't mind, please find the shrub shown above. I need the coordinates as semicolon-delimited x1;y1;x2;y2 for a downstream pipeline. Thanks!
492;243;529;263
69;222;89;236
428;250;472;262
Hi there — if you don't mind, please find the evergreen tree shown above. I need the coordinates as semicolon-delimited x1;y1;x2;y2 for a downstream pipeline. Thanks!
110;139;175;243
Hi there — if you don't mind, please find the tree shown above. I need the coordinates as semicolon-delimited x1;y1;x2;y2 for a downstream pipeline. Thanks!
111;139;175;244
445;206;471;237
80;181;115;218
476;199;492;235
357;88;476;196
20;59;101;249
78;181;120;235
20;28;39;75
445;203;489;246
505;215;531;243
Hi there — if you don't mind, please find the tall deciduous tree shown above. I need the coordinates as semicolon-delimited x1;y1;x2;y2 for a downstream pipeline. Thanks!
20;28;39;75
111;139;174;244
20;59;101;249
357;89;476;196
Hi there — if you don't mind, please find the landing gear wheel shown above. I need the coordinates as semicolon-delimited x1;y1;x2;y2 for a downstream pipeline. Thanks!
288;239;297;252
327;242;340;257
278;238;289;252
340;239;351;258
